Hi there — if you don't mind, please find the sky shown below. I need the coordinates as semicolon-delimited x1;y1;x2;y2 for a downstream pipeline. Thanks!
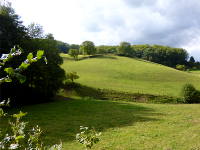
7;0;200;59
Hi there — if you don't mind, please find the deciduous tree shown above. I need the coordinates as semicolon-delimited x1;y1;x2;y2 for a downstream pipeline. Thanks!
80;41;96;55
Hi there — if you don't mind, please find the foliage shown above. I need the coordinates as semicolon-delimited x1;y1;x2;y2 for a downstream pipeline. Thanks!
68;49;79;60
189;56;195;64
80;41;96;55
176;64;186;71
76;126;101;150
117;42;133;56
70;44;80;50
56;41;70;53
0;46;46;84
0;45;57;104
132;44;188;67
66;72;79;82
96;45;117;54
181;84;200;103
188;56;196;68
12;39;65;104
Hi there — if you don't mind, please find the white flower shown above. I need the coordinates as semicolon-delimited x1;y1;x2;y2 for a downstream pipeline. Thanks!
9;143;19;149
0;54;9;60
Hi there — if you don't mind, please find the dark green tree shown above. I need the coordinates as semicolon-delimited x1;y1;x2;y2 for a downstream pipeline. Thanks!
189;56;195;63
132;44;188;67
188;56;195;68
70;44;80;50
56;41;70;53
96;45;117;54
20;38;66;103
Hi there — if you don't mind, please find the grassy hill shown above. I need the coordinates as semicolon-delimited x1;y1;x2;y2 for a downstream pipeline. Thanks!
61;54;200;97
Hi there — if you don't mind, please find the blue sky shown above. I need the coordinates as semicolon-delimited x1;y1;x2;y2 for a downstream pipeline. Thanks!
10;0;200;60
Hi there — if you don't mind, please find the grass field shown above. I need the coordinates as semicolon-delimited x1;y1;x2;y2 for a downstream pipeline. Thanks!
61;54;200;97
2;97;200;150
190;70;200;77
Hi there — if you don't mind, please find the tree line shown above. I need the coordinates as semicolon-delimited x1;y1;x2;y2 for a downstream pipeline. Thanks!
65;41;198;69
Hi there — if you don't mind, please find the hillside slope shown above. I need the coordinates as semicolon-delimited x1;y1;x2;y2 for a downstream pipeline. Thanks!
61;54;200;97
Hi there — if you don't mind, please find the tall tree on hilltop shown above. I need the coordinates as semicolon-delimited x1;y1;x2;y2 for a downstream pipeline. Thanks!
80;41;96;55
117;42;133;56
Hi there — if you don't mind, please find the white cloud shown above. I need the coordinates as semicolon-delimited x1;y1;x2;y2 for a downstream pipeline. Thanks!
10;0;200;59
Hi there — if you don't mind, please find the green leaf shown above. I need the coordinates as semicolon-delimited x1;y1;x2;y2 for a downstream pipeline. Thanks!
4;67;14;75
4;77;12;83
15;135;25;141
0;109;5;117
27;53;33;61
19;62;30;70
10;47;16;53
13;111;27;119
37;50;44;59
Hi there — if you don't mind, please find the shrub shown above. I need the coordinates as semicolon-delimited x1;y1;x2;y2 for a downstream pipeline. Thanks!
66;72;79;82
182;84;200;103
68;49;79;60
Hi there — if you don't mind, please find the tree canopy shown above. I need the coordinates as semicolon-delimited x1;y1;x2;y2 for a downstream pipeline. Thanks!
80;41;96;55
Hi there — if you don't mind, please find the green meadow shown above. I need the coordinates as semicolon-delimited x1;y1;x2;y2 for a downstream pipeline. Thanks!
61;54;200;97
2;97;200;150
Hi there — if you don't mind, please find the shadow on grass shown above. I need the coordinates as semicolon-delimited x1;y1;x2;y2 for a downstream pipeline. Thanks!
63;83;181;104
62;54;117;61
79;55;117;60
3;96;163;145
